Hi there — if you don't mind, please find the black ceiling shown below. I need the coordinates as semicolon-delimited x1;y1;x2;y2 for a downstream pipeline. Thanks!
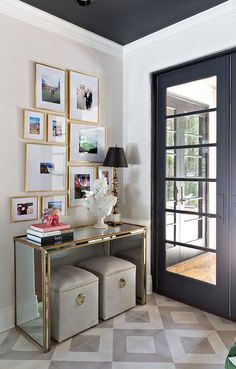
21;0;228;45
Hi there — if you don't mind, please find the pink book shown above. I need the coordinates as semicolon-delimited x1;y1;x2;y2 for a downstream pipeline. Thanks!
31;223;71;233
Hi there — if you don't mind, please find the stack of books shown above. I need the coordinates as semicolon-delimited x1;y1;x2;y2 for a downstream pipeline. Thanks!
27;223;74;246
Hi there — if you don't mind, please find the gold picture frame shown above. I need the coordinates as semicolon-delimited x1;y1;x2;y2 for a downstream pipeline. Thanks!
68;70;99;124
10;196;40;223
25;143;68;193
42;194;67;216
68;121;107;163
23;109;46;142
35;62;67;114
68;164;97;208
47;113;67;145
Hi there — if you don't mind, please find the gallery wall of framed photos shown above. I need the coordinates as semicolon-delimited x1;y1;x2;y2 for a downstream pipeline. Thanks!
11;62;114;223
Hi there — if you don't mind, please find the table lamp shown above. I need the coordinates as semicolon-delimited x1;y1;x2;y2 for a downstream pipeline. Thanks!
103;145;128;225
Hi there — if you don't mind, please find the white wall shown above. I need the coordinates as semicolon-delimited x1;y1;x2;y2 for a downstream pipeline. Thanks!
122;0;236;287
0;11;123;331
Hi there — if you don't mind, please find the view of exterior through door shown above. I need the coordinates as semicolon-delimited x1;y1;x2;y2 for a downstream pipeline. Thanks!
153;55;229;318
166;77;217;284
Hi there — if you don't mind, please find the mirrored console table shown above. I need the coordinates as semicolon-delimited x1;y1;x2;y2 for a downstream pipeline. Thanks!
14;223;147;352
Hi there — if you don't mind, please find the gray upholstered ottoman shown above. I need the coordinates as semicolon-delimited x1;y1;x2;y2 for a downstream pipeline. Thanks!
51;265;98;342
77;256;136;320
117;247;142;299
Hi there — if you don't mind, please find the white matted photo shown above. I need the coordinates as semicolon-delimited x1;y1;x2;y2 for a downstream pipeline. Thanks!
47;114;67;144
69;70;99;123
11;196;39;222
25;144;67;192
70;123;106;163
23;110;46;141
69;166;96;207
35;63;66;113
42;195;67;216
98;166;113;191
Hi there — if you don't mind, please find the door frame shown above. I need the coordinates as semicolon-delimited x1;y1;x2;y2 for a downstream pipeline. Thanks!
151;53;231;318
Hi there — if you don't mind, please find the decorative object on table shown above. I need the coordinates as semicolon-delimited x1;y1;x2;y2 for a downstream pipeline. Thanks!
23;109;46;141
69;70;99;123
103;145;128;225
42;195;67;217
25;144;67;192
35;63;66;113
86;178;117;229
68;165;96;207
98;166;113;191
27;227;73;245
47;114;67;144
69;122;106;163
10;196;40;222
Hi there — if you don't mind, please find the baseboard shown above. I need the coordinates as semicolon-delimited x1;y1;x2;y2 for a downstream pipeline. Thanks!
17;296;39;325
146;274;153;295
0;306;14;333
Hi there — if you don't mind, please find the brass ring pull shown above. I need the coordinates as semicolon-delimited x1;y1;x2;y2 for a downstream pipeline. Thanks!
119;278;126;288
76;293;86;305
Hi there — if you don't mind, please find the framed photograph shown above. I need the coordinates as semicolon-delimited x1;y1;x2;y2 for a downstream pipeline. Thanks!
11;196;40;222
98;166;113;191
69;123;106;163
23;109;46;141
42;195;67;216
47;114;67;144
25;144;67;192
69;166;96;207
69;70;99;123
35;63;66;113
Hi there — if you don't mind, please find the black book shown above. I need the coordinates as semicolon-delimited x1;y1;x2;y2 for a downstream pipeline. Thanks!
27;232;74;245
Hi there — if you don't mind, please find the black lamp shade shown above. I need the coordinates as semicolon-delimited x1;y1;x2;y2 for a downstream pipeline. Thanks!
103;147;128;168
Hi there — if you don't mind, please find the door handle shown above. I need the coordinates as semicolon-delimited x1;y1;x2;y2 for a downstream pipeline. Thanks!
217;194;224;224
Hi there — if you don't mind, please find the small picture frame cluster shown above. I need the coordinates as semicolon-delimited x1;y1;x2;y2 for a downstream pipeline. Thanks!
10;195;67;223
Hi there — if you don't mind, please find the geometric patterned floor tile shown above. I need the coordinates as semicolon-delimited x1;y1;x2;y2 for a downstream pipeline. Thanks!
112;363;176;369
69;335;100;352
113;329;172;362
49;362;112;369
174;365;224;369
165;330;228;364
216;330;236;350
52;328;113;362
0;360;51;369
113;306;163;330
206;312;236;331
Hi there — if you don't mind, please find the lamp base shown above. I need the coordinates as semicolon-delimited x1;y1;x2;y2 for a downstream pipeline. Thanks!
106;213;123;226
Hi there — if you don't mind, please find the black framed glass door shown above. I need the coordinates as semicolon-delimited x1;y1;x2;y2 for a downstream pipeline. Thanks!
153;55;230;317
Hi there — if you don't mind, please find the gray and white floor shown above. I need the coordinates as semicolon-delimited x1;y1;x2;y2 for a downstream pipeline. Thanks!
0;294;235;369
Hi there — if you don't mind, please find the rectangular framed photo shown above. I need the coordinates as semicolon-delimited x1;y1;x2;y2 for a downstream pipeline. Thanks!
42;194;67;216
11;196;40;222
47;114;67;144
98;166;113;191
69;70;99;123
23;109;46;141
25;144;67;192
69;166;96;207
69;123;106;163
35;63;66;113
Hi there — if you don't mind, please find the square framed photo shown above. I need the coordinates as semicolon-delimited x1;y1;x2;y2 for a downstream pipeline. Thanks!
69;70;99;123
23;109;46;141
42;194;67;216
25;144;67;192
11;196;40;222
69;123;106;163
98;166;113;191
35;63;66;113
69;166;96;207
47;114;67;144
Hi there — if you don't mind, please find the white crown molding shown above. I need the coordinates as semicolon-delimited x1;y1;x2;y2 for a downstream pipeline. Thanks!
0;0;123;58
124;0;236;58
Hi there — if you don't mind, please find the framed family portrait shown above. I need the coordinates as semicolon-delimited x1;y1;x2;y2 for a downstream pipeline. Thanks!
69;70;99;123
69;123;106;163
11;196;40;222
69;166;96;207
23;109;46;141
98;166;113;191
35;63;66;113
42;195;67;216
47;114;67;144
25;144;67;192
